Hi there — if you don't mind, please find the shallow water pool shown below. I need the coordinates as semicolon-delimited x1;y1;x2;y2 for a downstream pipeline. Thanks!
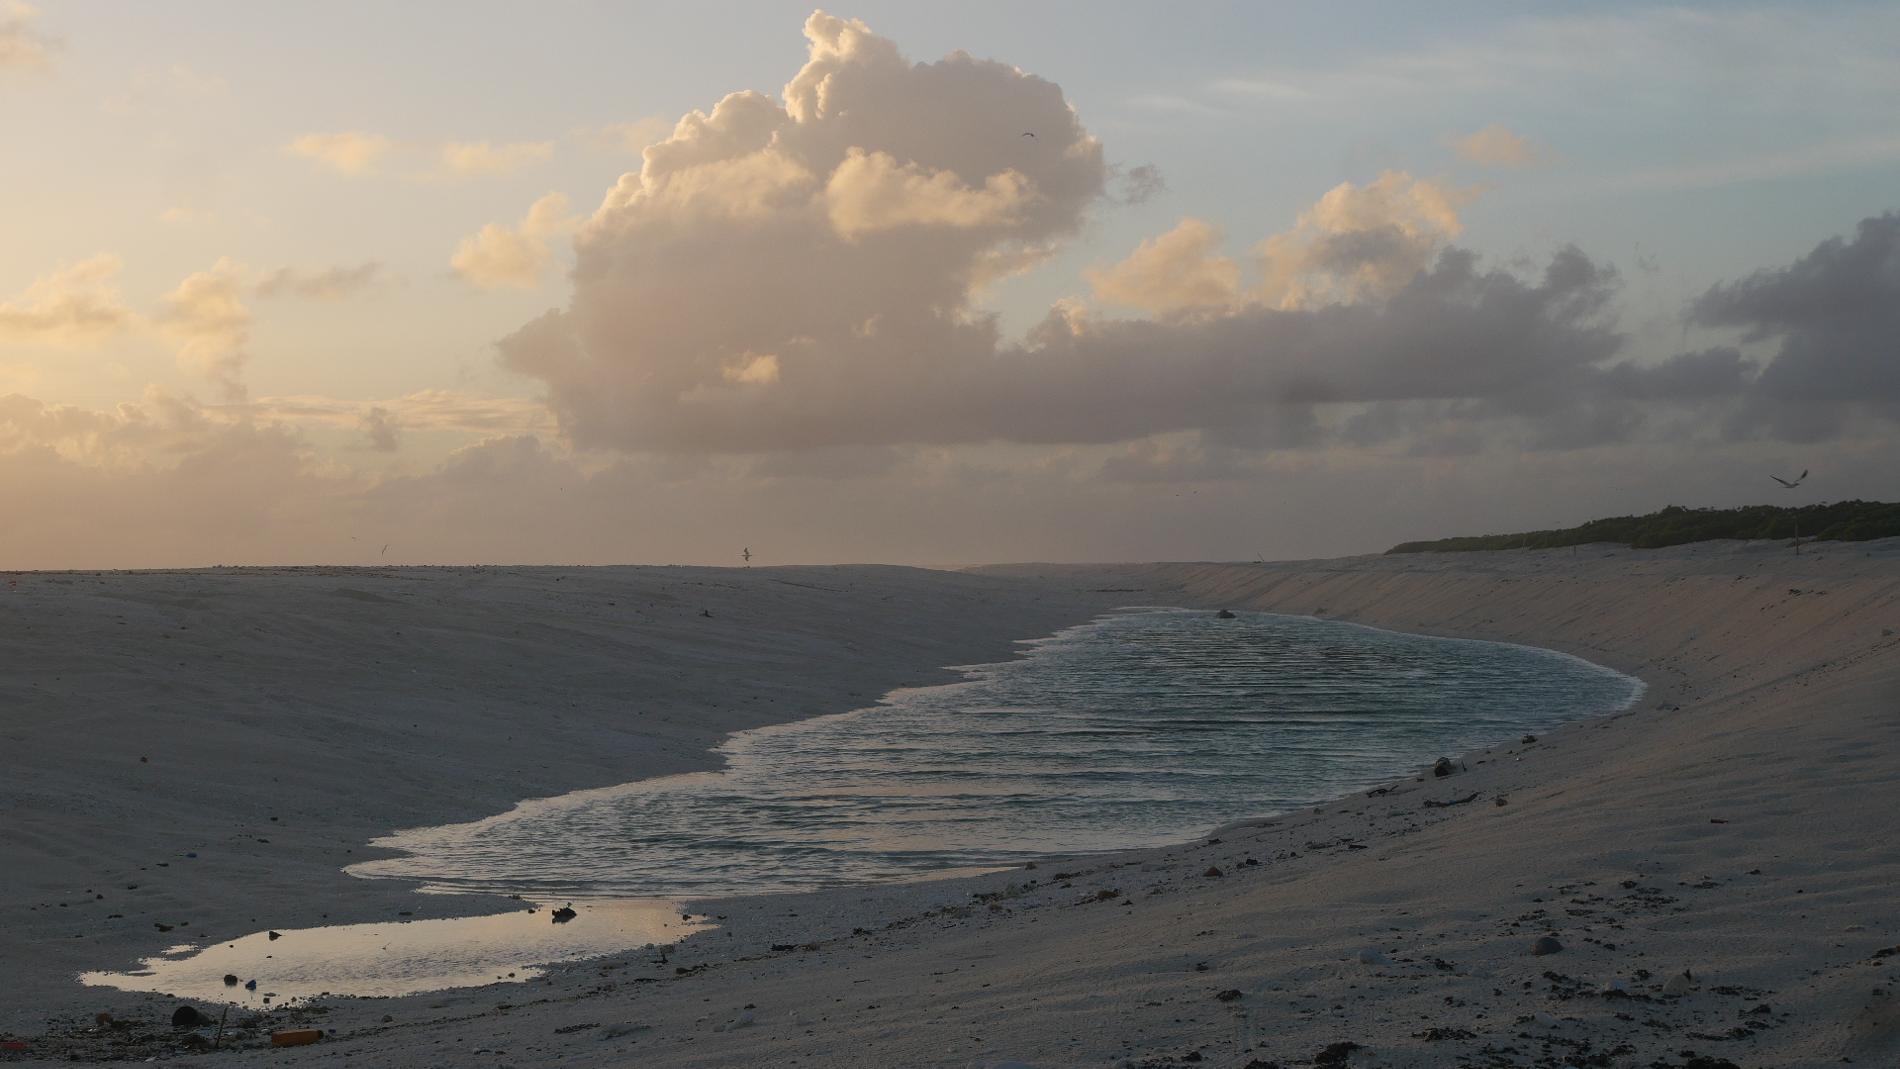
355;608;1641;898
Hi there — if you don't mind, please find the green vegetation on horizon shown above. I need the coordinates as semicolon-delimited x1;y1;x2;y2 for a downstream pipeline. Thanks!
1387;501;1900;554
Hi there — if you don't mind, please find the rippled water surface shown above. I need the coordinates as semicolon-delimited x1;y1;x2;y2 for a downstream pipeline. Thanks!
355;609;1640;899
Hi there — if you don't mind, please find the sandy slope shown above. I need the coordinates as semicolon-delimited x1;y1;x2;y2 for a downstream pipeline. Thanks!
5;542;1900;1067
0;565;1123;1037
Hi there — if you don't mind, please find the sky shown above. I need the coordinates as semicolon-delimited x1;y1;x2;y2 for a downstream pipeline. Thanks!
2;1;1898;568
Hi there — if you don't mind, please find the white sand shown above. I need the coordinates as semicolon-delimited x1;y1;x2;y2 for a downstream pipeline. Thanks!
4;542;1899;1067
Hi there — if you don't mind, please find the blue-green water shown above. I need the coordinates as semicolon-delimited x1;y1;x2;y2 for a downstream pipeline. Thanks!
352;609;1640;899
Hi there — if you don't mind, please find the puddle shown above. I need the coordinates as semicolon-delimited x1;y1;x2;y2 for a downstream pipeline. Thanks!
80;899;705;1004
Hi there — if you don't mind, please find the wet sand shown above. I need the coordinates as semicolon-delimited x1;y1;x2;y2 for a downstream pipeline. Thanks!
4;542;1899;1066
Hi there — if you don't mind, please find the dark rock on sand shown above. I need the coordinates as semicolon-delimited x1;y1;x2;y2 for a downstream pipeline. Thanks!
1216;609;1236;619
1203;866;1224;878
1314;1040;1362;1065
170;1005;207;1028
1531;935;1564;956
222;974;238;986
1432;757;1456;777
551;905;577;923
1215;988;1243;1002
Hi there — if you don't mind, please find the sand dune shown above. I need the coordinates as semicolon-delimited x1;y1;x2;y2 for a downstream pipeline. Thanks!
4;541;1898;1067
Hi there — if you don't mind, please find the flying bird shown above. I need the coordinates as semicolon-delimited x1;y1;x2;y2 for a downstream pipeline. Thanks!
742;547;752;564
1020;131;1035;138
1770;469;1808;488
381;543;389;555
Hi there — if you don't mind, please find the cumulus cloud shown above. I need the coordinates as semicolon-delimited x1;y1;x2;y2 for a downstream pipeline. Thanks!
1090;172;1472;315
1256;171;1472;309
157;258;250;399
499;11;1104;449
0;255;135;345
451;193;579;289
480;12;1886;465
255;261;385;300
1684;211;1900;442
826;149;1033;236
0;2;54;73
1452;123;1543;167
1692;211;1900;403
286;131;396;176
440;140;554;177
721;352;781;385
359;405;400;451
0;386;271;473
1087;218;1241;315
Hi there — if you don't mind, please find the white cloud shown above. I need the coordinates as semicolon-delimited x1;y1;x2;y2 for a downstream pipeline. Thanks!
439;140;555;177
500;11;1106;451
450;193;579;290
1256;170;1472;309
0;1;54;74
286;131;396;176
1452;124;1542;168
826;149;1032;237
721;352;781;385
0;255;135;345
1092;172;1472;315
254;262;384;300
1087;218;1241;315
157;258;250;399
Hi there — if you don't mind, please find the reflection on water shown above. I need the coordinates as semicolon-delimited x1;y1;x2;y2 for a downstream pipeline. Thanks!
80;899;704;1004
355;609;1642;899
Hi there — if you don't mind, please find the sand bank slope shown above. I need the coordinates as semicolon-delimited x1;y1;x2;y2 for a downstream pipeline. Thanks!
0;564;1122;1032
9;542;1900;1067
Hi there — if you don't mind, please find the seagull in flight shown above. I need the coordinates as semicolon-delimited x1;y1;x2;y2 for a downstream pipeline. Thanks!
1770;469;1808;488
1020;131;1035;138
742;547;751;564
